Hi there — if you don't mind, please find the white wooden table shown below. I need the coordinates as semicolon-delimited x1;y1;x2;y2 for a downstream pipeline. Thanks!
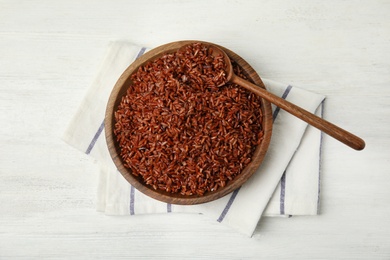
1;0;389;258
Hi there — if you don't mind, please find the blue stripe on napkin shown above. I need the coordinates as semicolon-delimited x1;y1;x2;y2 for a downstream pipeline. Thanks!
85;120;105;155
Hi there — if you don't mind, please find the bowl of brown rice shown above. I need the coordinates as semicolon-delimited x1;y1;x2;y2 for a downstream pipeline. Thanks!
105;40;273;205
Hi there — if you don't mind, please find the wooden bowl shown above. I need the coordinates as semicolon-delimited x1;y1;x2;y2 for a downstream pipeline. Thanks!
105;40;273;205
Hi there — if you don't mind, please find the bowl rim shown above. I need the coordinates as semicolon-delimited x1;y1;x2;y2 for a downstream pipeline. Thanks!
104;40;273;205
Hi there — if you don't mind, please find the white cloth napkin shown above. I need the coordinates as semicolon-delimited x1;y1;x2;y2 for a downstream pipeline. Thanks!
63;41;325;237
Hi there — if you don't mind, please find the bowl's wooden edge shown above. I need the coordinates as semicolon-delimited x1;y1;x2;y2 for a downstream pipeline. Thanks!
105;40;273;205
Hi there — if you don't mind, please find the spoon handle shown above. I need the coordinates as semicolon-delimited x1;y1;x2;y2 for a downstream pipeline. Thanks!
232;75;365;150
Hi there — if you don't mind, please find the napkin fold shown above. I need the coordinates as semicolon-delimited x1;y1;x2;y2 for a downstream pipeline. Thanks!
63;41;325;237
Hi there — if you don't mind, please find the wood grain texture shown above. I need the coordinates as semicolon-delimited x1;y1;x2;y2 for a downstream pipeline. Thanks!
1;0;389;259
105;40;273;205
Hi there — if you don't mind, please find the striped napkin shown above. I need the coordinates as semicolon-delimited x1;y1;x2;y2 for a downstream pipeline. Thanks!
63;41;325;237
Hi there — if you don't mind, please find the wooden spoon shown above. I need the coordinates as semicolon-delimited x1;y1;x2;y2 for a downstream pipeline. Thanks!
208;44;365;151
